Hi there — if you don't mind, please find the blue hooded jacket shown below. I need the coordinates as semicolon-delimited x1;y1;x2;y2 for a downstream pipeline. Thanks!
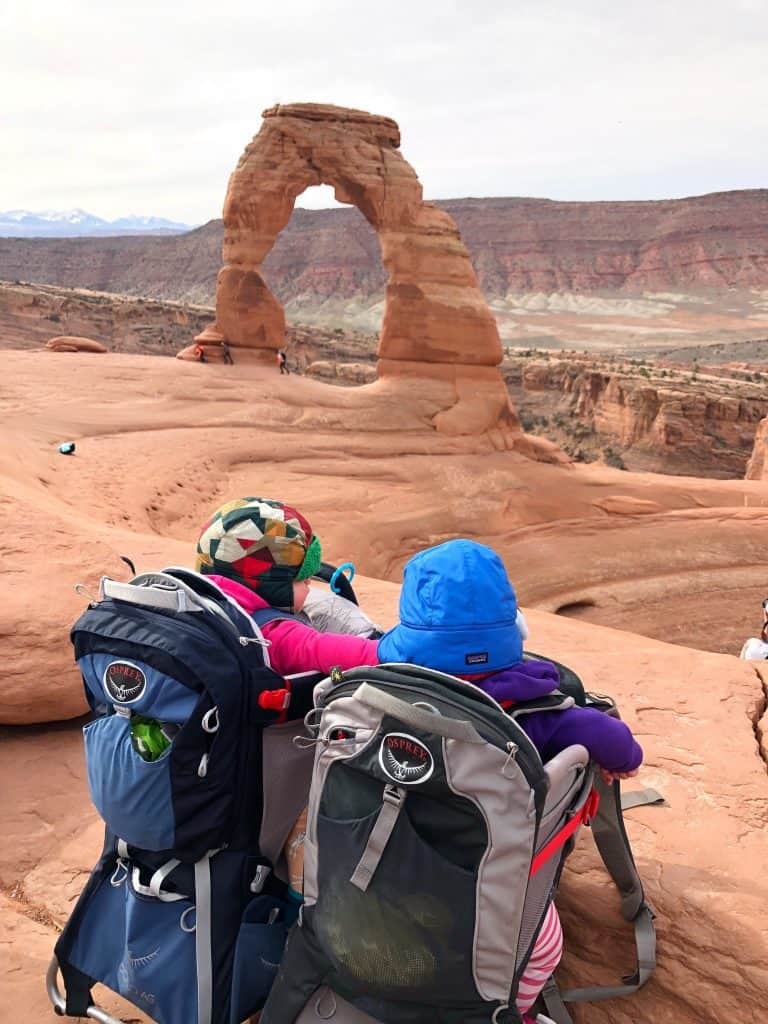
378;539;523;674
378;539;642;773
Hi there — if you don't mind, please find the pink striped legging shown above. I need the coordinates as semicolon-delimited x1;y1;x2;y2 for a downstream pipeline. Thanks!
516;902;563;1016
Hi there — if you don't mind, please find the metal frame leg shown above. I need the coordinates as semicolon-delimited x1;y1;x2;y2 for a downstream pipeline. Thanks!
46;958;127;1024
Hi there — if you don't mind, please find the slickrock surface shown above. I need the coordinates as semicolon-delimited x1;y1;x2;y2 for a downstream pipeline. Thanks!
181;102;503;390
2;347;768;1022
4;348;768;725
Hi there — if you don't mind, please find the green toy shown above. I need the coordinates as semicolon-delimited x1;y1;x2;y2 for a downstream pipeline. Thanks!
130;717;178;761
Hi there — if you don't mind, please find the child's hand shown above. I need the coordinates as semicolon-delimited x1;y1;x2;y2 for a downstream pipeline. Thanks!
599;767;640;785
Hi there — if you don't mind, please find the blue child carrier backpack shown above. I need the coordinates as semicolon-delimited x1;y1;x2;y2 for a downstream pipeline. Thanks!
49;567;323;1024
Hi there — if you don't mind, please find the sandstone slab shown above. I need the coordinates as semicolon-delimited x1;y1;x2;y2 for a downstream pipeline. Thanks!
46;335;107;353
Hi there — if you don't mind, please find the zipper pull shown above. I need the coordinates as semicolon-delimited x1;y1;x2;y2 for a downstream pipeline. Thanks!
238;635;271;647
502;741;519;778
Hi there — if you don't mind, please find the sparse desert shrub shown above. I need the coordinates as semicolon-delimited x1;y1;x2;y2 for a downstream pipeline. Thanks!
603;447;627;470
639;366;651;378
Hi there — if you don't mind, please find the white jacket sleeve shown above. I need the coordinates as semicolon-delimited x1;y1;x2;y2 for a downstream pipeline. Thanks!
739;637;768;660
303;586;381;637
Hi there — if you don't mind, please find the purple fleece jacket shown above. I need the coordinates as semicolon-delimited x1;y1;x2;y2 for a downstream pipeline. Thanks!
474;659;643;773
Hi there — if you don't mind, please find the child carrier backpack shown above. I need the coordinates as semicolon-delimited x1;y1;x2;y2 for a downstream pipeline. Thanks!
48;566;331;1024
261;663;658;1024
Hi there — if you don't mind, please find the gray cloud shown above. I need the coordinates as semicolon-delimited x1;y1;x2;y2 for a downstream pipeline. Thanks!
3;0;766;222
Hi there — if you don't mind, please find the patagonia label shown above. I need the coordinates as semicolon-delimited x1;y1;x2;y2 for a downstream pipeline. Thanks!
465;652;489;665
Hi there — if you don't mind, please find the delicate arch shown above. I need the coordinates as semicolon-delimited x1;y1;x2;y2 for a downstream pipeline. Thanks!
187;103;502;370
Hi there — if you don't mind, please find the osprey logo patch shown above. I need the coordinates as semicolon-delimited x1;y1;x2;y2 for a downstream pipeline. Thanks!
104;660;147;703
379;733;434;785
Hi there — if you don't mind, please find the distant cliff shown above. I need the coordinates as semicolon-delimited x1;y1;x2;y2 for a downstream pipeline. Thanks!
506;354;768;478
0;191;766;310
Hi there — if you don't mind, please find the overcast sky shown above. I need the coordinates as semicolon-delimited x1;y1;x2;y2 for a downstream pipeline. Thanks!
3;0;766;223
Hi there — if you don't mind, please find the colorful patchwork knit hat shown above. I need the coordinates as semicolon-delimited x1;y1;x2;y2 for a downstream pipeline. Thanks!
195;498;322;609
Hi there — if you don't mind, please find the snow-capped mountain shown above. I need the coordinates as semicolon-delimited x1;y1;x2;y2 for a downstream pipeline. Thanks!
0;209;194;237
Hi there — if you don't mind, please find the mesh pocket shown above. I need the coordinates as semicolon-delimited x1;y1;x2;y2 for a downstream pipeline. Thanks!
84;716;175;850
315;805;478;1003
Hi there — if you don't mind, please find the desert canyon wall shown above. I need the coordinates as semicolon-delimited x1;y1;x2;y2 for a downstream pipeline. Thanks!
507;353;768;477
3;190;767;303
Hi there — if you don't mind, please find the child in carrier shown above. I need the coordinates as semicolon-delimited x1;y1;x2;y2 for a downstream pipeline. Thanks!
195;497;380;677
376;538;643;1023
195;497;381;896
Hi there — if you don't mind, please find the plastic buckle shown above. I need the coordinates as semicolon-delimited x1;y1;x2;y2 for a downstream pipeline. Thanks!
383;784;405;806
250;864;271;894
258;688;291;711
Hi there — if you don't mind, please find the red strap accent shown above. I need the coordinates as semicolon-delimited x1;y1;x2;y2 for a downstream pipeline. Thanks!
258;688;291;712
529;788;600;877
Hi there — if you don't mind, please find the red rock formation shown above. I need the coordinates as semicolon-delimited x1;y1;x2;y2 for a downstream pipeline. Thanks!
515;357;768;476
746;415;768;480
45;335;107;353
4;190;767;308
181;103;503;384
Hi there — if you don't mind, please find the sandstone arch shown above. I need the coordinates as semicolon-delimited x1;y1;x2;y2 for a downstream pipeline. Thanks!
186;103;503;374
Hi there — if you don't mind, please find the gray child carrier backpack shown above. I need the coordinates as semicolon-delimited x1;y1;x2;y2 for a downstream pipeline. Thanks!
261;663;657;1024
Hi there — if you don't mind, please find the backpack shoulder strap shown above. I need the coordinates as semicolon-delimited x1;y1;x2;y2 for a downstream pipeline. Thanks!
506;691;575;718
537;774;658;1024
250;607;300;628
524;650;587;706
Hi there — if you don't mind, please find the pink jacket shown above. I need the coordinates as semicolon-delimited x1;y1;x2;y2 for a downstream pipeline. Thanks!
209;575;380;677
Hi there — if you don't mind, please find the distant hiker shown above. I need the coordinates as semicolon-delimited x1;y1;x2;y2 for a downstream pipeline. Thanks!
194;343;207;363
740;599;768;659
376;538;643;1022
222;341;234;365
277;349;289;374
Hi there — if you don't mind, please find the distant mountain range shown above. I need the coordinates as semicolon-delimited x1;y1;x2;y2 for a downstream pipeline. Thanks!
0;209;194;238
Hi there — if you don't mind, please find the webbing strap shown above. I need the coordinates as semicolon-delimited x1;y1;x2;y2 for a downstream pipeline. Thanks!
557;776;657;1005
540;978;574;1024
591;776;650;920
349;786;406;892
149;858;181;898
195;855;213;1024
560;902;656;1001
620;787;665;811
354;683;485;743
529;789;599;877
